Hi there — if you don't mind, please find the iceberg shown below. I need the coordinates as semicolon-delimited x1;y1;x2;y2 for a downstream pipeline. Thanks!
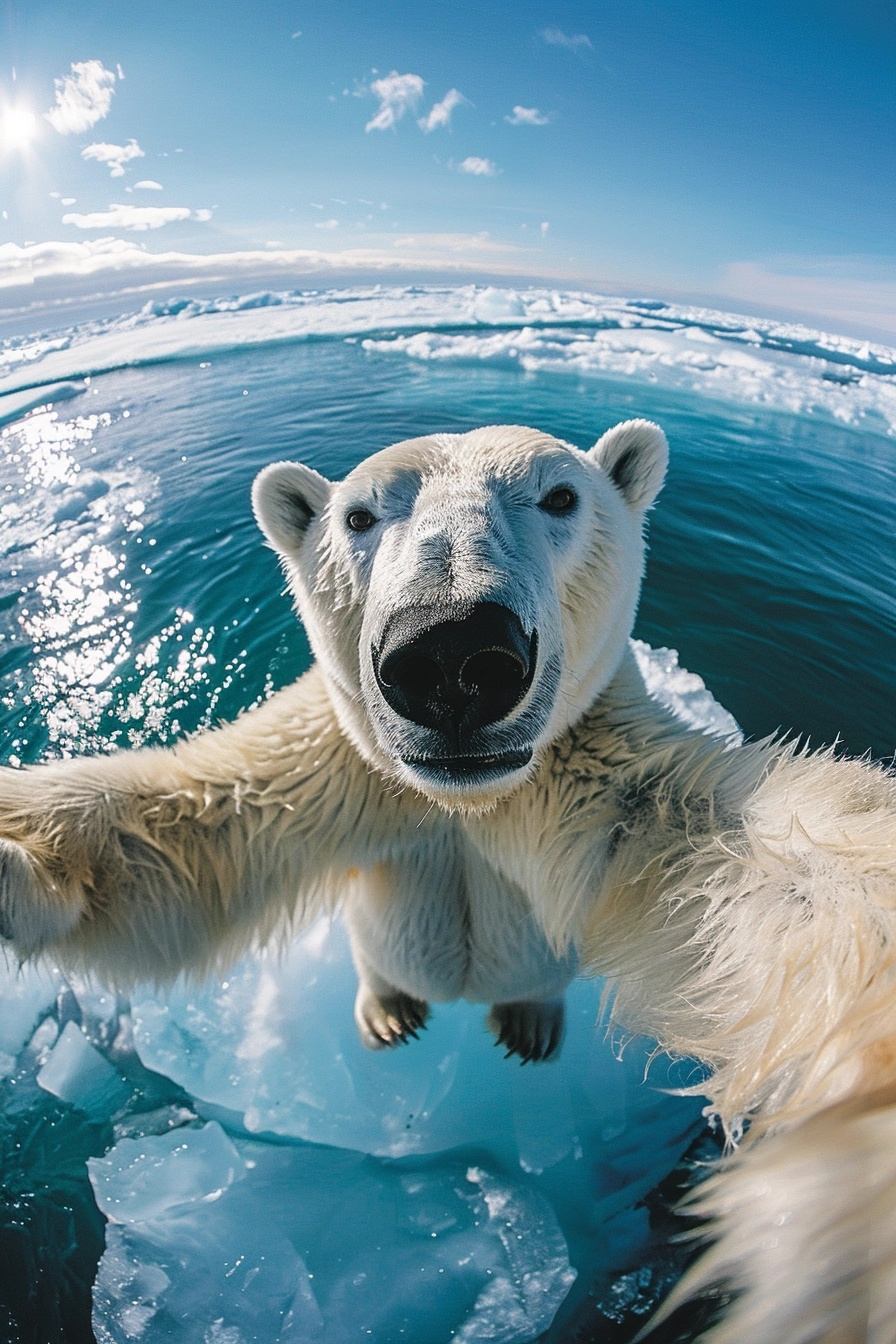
91;1124;323;1344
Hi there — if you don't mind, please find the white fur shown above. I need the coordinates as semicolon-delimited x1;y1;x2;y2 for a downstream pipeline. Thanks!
1;419;894;1340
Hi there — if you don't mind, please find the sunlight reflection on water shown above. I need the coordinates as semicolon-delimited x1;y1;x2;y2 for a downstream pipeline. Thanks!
0;406;246;756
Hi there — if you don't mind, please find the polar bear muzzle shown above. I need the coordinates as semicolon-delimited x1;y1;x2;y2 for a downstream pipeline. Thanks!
373;600;537;733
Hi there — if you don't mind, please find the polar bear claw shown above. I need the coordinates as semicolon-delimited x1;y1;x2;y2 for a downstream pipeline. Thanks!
354;984;430;1050
487;998;565;1064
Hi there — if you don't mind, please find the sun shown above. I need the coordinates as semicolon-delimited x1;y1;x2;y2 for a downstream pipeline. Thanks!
0;103;40;155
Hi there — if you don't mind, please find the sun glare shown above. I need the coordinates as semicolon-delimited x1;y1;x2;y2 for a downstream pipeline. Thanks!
0;103;40;154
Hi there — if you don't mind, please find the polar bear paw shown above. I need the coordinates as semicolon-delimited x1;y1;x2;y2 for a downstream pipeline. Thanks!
0;838;82;950
487;998;565;1064
354;984;430;1050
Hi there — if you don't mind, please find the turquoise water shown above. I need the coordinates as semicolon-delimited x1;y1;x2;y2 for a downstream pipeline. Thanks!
3;293;893;764
0;286;894;1342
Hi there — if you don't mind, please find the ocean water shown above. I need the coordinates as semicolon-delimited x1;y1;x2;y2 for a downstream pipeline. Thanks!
0;284;894;1343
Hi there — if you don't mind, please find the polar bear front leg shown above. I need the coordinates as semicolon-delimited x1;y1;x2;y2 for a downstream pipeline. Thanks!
487;998;565;1063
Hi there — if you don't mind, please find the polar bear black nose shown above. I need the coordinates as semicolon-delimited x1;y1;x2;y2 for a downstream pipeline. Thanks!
374;601;537;730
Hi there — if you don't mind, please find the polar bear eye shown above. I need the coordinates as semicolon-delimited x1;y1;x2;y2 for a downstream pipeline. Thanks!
346;508;377;532
539;487;578;515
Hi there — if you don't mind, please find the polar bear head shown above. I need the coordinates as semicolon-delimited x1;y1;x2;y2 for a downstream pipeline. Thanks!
252;420;667;808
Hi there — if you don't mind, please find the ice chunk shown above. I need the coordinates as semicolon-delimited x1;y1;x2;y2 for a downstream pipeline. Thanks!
94;1209;322;1344
89;1122;245;1224
132;921;700;1171
473;287;526;322
459;1167;577;1342
92;1123;322;1343
92;1240;171;1342
125;930;704;1338
632;639;742;742
37;1020;130;1116
92;1129;579;1344
0;954;64;1076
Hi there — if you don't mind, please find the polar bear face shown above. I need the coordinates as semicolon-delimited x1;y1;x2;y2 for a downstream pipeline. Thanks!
253;420;667;808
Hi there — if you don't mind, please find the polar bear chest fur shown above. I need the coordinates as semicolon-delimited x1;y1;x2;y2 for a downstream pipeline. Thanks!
342;836;579;1005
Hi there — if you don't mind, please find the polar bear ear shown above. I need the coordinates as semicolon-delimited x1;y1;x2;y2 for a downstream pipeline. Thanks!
587;419;668;512
252;461;333;554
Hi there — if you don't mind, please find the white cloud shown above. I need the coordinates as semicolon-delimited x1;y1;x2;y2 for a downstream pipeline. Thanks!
0;236;540;306
133;179;163;191
418;88;466;133
81;139;145;178
314;218;339;230
458;156;497;177
540;221;550;236
62;204;212;232
392;232;514;254
505;105;550;126
44;60;117;135
365;71;424;132
540;28;592;50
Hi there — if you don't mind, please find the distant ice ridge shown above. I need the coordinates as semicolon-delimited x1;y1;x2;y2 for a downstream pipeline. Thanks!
2;284;894;435
0;642;731;1343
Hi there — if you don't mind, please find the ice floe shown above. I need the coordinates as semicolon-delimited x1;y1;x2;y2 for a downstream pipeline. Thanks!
2;285;894;435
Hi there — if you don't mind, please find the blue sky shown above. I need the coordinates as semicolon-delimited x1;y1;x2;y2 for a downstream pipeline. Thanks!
1;0;894;335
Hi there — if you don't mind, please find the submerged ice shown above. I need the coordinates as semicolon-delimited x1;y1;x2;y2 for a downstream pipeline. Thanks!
90;1125;580;1344
108;914;705;1342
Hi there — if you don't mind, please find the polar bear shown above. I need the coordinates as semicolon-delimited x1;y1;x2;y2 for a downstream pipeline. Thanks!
1;419;895;1342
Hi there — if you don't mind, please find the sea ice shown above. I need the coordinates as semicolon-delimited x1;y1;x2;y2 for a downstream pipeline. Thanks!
130;920;699;1173
4;285;893;434
91;1120;586;1344
91;1125;322;1344
37;1020;130;1118
632;640;742;743
458;1167;577;1342
118;920;704;1341
473;287;527;322
89;1122;246;1224
0;954;63;1076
